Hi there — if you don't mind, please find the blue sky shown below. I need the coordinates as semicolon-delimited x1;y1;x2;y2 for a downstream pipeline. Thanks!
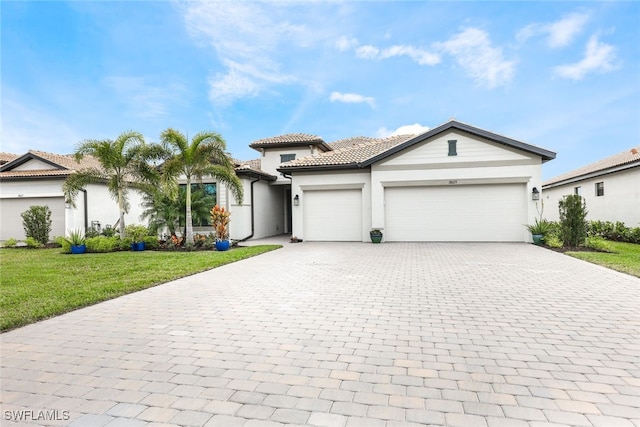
2;1;639;179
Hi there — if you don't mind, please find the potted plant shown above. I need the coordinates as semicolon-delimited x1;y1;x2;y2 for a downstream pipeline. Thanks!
526;218;551;245
210;205;231;251
125;224;148;251
64;229;87;254
370;229;383;243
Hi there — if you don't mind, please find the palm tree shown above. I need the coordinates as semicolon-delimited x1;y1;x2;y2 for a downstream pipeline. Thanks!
63;130;161;238
160;128;243;244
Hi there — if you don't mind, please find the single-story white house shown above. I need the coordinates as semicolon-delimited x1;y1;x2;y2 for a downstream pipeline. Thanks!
0;150;146;241
1;120;556;243
227;120;556;242
542;147;640;226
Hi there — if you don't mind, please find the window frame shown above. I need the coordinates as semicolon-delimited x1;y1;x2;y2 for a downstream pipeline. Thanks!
448;140;457;156
280;153;296;163
595;182;604;197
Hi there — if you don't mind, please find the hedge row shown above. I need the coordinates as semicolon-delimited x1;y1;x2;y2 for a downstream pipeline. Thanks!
586;221;640;244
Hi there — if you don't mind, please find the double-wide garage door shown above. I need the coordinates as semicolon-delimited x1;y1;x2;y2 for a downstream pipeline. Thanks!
303;189;362;241
0;197;66;241
385;184;526;242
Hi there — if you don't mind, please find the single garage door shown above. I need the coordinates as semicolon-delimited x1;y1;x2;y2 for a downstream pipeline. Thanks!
0;197;66;241
385;184;526;242
303;189;362;241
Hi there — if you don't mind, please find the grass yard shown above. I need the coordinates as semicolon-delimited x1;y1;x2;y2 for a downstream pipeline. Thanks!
566;240;640;278
0;245;281;332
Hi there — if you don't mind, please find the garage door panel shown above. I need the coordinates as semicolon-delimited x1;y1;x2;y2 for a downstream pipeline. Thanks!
0;197;65;241
385;184;526;242
304;190;362;241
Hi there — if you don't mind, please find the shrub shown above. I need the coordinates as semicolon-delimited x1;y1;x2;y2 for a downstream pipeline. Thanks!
102;225;117;237
56;236;71;253
3;238;17;248
585;236;612;252
587;220;640;244
143;236;159;250
125;224;149;243
545;234;563;248
21;205;52;245
118;237;132;251
24;236;41;248
558;195;588;247
86;236;120;253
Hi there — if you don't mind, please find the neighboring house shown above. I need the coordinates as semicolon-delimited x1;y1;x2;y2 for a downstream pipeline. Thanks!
224;119;555;242
0;150;146;241
542;147;640;226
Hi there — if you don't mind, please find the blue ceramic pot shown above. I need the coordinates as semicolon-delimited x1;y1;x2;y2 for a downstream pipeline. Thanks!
215;240;230;251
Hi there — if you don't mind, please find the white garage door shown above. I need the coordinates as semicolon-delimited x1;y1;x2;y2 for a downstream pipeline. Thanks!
385;184;526;242
0;197;66;241
303;189;362;241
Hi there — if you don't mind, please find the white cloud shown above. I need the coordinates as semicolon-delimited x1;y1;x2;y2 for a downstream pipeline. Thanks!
336;36;358;52
356;44;440;66
181;2;310;105
435;28;515;89
554;34;617;80
517;12;590;48
330;91;375;108
377;123;430;138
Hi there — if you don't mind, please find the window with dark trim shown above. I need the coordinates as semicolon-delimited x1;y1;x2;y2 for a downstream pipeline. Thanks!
178;183;217;226
280;154;296;163
595;182;604;197
448;140;457;156
574;186;582;196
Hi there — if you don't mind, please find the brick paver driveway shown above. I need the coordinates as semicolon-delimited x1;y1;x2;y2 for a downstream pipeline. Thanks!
2;241;639;426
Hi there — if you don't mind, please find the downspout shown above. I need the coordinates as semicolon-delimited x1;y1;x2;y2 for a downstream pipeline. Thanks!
81;189;88;231
281;172;293;235
238;177;260;242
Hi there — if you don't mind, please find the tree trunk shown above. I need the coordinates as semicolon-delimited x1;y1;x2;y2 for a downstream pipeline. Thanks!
185;179;193;244
118;189;126;238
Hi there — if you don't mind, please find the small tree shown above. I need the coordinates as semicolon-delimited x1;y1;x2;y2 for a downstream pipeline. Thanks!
21;205;52;245
210;205;230;241
558;194;588;247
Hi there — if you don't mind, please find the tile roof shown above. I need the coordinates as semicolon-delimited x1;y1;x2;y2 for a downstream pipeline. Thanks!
544;146;640;186
249;133;326;149
280;134;415;169
328;136;379;151
234;158;277;180
0;152;18;164
0;150;103;179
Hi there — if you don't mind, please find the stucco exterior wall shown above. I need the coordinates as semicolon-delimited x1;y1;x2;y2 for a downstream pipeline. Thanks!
371;131;544;242
259;147;317;183
542;167;640;226
291;170;372;241
0;179;147;240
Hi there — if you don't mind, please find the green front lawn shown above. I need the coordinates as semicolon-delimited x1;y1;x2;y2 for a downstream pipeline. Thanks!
0;245;281;332
566;241;640;278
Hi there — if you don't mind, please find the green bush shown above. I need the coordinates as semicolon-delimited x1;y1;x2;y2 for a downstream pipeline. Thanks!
24;236;42;248
558;195;588;247
585;236;612;252
545;234;563;248
56;236;71;253
21;205;52;245
86;236;120;253
3;238;17;248
143;236;159;250
119;237;132;251
101;226;117;237
587;220;640;244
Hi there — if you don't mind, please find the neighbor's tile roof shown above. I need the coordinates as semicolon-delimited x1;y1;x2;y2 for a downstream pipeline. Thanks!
249;133;325;148
0;150;103;178
544;146;640;186
234;158;277;180
280;134;415;169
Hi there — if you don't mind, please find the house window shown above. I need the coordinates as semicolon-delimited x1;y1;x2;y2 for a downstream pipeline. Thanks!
280;154;296;163
574;186;581;196
178;183;217;226
595;182;604;197
448;140;457;156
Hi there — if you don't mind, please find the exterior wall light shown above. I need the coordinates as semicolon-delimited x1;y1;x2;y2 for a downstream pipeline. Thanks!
293;194;300;206
532;187;540;201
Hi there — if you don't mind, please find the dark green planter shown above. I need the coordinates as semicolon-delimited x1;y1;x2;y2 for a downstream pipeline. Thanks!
370;232;383;243
532;234;543;245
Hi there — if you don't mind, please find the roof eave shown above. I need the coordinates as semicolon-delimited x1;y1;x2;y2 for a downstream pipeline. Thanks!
277;163;362;173
542;161;640;189
360;121;556;167
235;169;278;181
249;141;332;152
